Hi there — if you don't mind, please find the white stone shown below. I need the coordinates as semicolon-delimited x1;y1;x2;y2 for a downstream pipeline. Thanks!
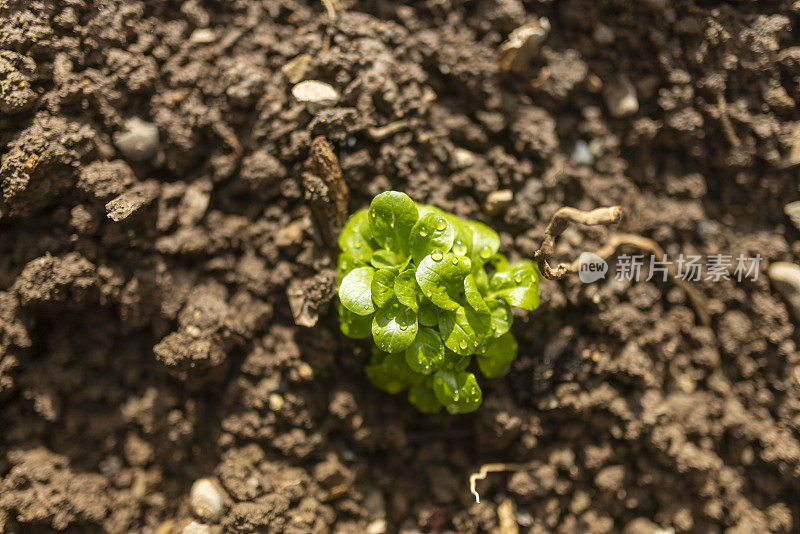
190;478;224;521
291;80;339;106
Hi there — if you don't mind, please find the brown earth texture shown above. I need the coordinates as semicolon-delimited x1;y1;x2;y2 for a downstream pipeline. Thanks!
2;0;800;533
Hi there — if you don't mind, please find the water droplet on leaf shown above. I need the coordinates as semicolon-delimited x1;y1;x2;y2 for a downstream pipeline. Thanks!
436;219;447;231
479;246;492;259
431;252;443;261
419;229;428;237
459;340;468;350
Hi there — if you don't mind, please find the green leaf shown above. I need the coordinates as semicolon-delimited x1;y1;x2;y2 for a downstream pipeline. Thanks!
488;260;540;311
443;348;471;371
487;299;512;337
337;252;358;283
409;212;456;265
370;249;409;269
368;191;419;255
407;384;443;413
338;304;373;339
339;266;376;315
472;264;489;293
418;299;439;327
415;252;471;311
432;370;482;414
448;217;473;257
338;209;374;263
464;274;490;314
438;305;490;356
394;269;419;312
366;351;424;394
477;332;518;378
468;220;500;264
372;300;418;353
371;268;397;308
404;327;445;374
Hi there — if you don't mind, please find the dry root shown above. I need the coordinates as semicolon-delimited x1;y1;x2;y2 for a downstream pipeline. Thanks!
533;206;710;326
469;462;536;503
533;206;623;280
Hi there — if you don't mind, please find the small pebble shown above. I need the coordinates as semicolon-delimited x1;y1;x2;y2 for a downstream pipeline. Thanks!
189;29;217;44
268;393;284;411
603;77;639;118
784;201;800;231
769;262;800;322
182;522;210;534
291;80;339;106
570;140;594;165
105;181;159;222
452;148;476;169
484;189;514;216
499;18;550;72
113;117;160;161
282;54;312;84
366;519;387;534
593;23;615;45
190;478;224;521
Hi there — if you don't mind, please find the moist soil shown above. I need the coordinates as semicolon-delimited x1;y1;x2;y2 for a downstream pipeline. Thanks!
2;1;800;533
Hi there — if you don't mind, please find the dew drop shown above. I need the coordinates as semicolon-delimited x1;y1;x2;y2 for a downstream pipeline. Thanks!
459;340;468;350
436;219;447;231
513;273;523;283
479;246;492;259
453;243;467;256
425;290;432;297
419;229;428;237
386;344;393;352
399;323;408;331
451;257;459;265
431;252;443;261
353;242;361;249
453;392;460;401
473;341;478;347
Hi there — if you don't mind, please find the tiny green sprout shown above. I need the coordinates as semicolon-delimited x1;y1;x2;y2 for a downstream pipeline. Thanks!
337;191;540;414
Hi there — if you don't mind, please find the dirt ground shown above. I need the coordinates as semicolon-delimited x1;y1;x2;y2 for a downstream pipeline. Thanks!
2;0;800;532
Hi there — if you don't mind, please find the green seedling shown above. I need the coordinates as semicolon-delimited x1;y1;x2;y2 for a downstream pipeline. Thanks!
337;191;540;414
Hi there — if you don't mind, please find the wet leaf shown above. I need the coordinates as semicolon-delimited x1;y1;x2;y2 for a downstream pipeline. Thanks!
338;209;374;264
432;370;482;414
338;304;373;339
371;268;397;308
416;252;471;311
464;273;490;314
404;327;445;374
368;191;419;255
407;383;443;413
488;259;540;310
409;212;455;264
366;351;424;394
487;299;512;337
477;332;518;378
372;300;418;352
394;269;419;311
437;305;490;356
338;266;376;315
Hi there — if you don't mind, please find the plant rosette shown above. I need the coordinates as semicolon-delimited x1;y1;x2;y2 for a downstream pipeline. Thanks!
338;191;540;413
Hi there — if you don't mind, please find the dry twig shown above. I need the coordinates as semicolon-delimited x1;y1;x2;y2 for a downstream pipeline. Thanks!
469;462;536;503
533;206;623;280
533;207;710;325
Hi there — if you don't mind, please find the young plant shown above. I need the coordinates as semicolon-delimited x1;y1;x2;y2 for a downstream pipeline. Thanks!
337;191;540;414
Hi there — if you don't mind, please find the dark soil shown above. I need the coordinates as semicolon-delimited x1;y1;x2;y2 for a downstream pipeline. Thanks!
2;1;800;533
